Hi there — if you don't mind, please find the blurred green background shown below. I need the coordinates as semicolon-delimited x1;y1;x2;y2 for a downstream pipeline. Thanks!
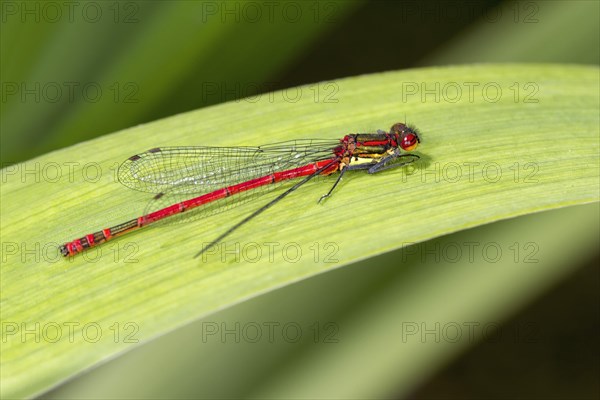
1;0;598;398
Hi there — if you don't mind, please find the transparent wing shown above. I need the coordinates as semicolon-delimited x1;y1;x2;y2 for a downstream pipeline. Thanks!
117;139;339;195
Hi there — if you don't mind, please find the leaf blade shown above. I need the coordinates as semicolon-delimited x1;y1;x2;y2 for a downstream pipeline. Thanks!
1;64;599;398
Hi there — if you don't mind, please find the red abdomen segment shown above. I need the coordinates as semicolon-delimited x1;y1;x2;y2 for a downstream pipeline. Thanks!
59;159;338;257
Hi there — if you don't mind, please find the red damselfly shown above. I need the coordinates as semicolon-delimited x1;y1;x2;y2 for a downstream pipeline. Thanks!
59;123;421;258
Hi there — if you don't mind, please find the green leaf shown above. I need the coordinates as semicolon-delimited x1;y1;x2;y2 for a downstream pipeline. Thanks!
1;64;598;398
423;0;600;65
0;0;360;163
247;203;599;399
42;204;598;399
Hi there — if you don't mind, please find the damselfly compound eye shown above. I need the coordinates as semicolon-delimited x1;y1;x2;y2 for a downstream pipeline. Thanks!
390;123;420;151
390;123;409;135
400;133;419;151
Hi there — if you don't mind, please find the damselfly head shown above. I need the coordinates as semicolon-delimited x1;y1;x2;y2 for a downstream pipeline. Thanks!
391;123;420;151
